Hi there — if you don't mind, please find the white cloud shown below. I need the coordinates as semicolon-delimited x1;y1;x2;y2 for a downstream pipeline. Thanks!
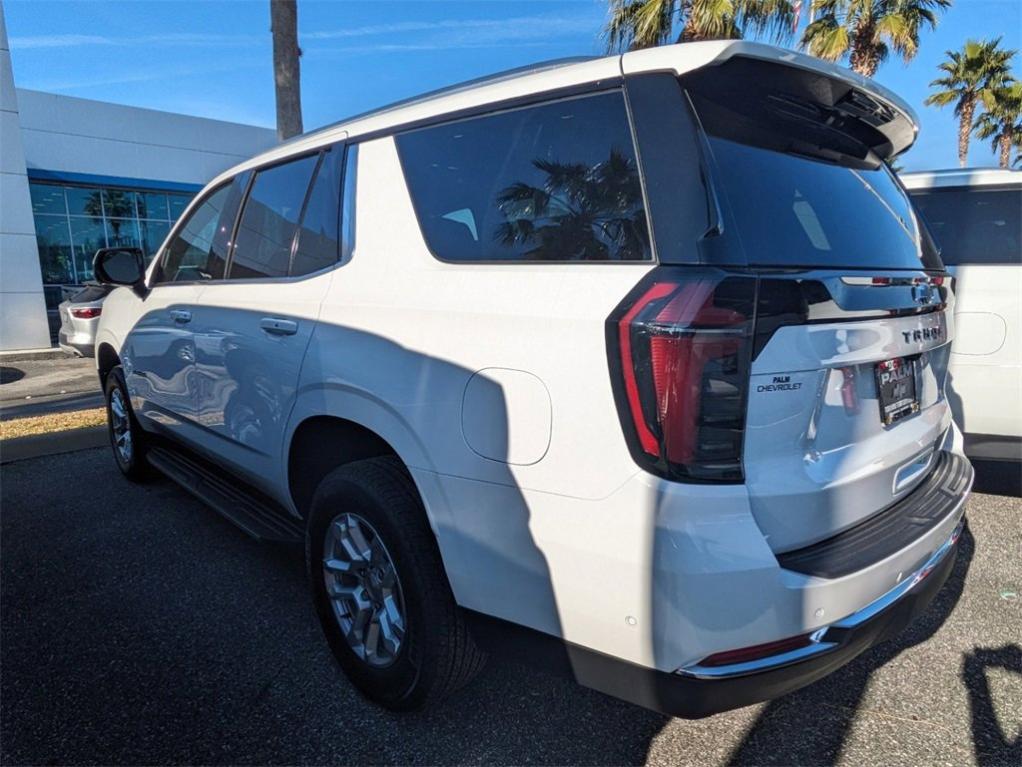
10;31;260;50
305;16;595;42
11;14;594;53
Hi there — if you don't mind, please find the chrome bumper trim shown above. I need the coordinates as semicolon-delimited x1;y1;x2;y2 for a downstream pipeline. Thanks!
676;516;966;680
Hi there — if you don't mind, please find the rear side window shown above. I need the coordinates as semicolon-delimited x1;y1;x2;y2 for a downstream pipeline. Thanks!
230;154;320;280
394;91;651;262
158;180;243;283
908;187;1021;265
291;149;344;277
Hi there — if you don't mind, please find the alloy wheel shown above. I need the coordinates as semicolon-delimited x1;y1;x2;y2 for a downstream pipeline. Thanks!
322;512;406;668
109;387;133;464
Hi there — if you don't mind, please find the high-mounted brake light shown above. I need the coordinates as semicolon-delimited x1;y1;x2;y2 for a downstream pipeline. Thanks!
607;268;756;483
70;307;101;319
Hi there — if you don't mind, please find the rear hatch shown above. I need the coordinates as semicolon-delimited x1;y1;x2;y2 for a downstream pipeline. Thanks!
687;57;952;553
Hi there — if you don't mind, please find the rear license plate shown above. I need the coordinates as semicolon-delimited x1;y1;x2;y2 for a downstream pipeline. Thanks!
875;357;919;426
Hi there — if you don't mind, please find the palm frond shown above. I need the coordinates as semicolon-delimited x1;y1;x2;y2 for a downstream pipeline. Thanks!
802;15;850;61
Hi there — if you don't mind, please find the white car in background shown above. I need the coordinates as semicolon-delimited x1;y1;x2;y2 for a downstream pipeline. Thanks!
903;169;1022;462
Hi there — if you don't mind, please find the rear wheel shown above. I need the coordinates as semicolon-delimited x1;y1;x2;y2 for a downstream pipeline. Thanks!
307;456;485;709
104;366;151;481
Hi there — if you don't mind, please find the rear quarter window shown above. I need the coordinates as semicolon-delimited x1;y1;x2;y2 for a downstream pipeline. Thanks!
908;186;1021;266
394;91;652;263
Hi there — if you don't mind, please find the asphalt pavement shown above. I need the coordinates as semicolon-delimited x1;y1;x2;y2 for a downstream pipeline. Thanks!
1;447;1019;766
0;356;103;420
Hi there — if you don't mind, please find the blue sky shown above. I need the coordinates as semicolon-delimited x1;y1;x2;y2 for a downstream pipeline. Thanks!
5;0;1021;171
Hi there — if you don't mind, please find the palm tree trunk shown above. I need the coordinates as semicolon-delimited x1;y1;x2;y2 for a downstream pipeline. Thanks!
999;131;1013;169
849;21;880;77
849;46;880;77
958;97;975;168
271;0;303;141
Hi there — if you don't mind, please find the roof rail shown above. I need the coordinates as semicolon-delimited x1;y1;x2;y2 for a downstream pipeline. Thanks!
281;55;599;147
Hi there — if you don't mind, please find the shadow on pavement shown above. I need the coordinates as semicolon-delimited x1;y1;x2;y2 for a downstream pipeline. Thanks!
0;366;26;384
971;460;1022;498
963;644;1022;766
724;524;975;767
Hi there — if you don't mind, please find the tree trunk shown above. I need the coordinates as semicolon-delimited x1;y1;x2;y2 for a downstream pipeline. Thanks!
999;130;1013;169
271;0;303;141
958;97;975;168
849;22;880;77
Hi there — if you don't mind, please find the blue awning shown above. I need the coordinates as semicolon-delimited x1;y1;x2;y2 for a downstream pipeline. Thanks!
26;168;202;194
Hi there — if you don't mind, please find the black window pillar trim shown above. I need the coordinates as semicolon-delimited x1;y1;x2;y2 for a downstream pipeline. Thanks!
622;72;747;268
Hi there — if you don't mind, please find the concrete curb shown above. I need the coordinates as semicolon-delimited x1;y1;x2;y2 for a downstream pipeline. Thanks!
0;348;73;363
0;426;108;464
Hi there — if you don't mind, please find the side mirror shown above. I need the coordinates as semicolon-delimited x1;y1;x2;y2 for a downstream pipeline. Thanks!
93;248;148;298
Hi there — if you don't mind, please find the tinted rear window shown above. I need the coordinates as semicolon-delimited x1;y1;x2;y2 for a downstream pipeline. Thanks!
70;285;111;303
705;136;940;270
395;91;651;263
908;187;1021;265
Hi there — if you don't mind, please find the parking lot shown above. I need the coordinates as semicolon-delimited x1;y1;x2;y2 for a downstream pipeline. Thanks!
1;447;1019;766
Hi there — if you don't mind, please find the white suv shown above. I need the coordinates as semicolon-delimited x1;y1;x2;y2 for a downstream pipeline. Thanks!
902;169;1021;462
93;41;973;717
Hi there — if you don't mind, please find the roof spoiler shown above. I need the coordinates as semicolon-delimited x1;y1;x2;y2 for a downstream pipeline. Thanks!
622;41;918;162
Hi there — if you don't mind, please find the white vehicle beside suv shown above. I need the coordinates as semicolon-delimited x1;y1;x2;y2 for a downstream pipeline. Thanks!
93;41;972;717
902;169;1021;462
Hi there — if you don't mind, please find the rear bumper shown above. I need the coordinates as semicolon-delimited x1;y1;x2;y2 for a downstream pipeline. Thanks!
666;519;963;715
58;329;95;357
468;518;963;719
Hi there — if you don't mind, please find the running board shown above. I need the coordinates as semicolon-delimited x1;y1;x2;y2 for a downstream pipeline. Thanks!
147;445;303;543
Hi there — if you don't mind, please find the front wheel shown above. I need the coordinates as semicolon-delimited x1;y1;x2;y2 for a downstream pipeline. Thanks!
104;366;151;481
307;456;485;710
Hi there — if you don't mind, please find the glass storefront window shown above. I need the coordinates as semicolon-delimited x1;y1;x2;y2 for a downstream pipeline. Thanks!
64;187;104;218
138;192;170;220
33;214;75;283
106;218;142;250
69;218;107;282
30;185;67;216
101;189;137;220
139;220;171;257
29;181;195;288
168;194;191;220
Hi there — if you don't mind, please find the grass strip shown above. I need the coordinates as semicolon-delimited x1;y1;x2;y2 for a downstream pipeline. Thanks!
1;408;107;440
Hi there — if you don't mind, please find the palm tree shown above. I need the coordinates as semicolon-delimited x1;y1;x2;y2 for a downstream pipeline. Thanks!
271;0;303;140
925;39;1016;167
801;0;950;78
495;150;649;261
605;0;796;51
974;81;1022;169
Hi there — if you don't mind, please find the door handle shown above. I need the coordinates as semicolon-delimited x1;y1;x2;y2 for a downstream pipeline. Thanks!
260;317;298;336
170;310;191;323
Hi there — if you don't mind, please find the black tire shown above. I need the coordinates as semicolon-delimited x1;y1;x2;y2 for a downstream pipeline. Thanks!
104;365;152;482
307;456;486;710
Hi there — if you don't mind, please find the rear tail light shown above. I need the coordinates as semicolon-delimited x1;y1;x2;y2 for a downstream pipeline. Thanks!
839;366;859;414
70;307;101;319
607;268;756;483
698;633;813;667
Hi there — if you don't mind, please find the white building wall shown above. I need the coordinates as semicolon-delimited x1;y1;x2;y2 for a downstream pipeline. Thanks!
16;89;276;185
0;0;276;351
0;4;49;350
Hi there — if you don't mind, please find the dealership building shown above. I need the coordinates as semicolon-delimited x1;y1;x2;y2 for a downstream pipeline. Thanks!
1;6;276;351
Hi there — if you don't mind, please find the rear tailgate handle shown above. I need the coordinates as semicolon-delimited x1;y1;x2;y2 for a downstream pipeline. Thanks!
893;449;935;494
260;317;298;336
170;310;191;324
